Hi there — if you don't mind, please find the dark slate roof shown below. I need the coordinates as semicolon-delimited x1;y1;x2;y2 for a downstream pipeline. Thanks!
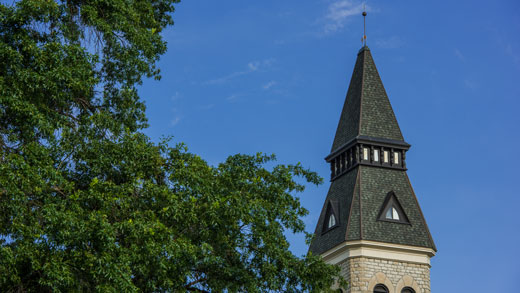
309;168;359;254
310;165;436;255
331;46;404;153
310;47;436;255
357;167;435;249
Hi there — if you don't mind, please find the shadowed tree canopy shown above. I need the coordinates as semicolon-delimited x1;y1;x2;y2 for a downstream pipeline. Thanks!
0;0;343;291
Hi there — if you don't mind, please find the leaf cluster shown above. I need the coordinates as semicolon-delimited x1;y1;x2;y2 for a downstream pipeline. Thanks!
0;1;344;292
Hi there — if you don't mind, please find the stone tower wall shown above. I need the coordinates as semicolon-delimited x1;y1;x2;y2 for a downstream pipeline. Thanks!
338;256;430;293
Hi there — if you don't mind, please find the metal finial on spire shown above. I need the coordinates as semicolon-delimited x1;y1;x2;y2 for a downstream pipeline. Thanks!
362;4;367;46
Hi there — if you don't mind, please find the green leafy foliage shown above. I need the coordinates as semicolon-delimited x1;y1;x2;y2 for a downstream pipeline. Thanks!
0;0;344;291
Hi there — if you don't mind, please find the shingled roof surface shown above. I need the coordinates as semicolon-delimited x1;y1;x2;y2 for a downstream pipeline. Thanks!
331;47;404;152
309;168;358;255
355;167;435;249
310;47;436;255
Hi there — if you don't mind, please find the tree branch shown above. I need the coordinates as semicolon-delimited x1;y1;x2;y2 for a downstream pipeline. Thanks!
184;278;208;293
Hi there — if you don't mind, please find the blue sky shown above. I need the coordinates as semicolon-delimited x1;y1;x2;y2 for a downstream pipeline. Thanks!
139;1;520;291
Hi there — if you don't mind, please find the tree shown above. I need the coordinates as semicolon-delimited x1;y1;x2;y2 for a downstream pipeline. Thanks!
0;1;343;291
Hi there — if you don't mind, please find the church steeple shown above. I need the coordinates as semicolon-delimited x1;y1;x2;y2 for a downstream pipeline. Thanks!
309;45;436;293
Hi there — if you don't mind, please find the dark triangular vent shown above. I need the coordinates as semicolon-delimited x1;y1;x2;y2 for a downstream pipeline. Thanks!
377;191;409;224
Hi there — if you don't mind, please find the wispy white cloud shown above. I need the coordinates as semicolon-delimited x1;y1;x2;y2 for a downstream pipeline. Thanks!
492;32;519;69
170;116;182;126
454;48;465;62
262;81;277;90
169;92;183;127
204;58;275;85
202;104;215;110
375;36;404;49
322;0;366;35
226;94;240;102
505;44;520;65
170;91;182;101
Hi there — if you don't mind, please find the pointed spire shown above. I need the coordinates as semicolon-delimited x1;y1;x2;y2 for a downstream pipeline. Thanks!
330;47;404;153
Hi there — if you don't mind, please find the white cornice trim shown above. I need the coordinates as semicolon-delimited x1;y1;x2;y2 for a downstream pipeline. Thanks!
321;240;436;266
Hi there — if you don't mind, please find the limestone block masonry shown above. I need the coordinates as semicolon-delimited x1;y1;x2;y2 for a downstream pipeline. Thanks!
339;256;430;293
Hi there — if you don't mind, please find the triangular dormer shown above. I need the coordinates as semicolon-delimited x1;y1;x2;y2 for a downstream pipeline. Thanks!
322;200;340;233
377;191;409;224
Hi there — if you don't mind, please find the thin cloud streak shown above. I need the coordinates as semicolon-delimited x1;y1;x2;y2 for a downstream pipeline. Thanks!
226;94;240;102
454;48;465;62
375;36;404;49
169;92;183;127
263;81;277;90
204;58;275;85
170;116;182;127
171;91;182;101
322;0;366;35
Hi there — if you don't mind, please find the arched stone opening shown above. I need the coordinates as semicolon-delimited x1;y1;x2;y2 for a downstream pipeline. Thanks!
395;275;421;293
368;272;395;293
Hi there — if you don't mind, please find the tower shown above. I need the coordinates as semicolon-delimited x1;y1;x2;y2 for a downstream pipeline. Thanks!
309;46;436;293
